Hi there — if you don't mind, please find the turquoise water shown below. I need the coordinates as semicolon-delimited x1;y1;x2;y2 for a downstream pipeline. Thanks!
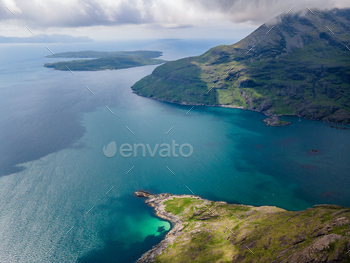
0;40;349;262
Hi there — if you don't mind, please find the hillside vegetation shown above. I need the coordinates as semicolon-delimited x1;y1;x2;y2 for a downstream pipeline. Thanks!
152;196;350;262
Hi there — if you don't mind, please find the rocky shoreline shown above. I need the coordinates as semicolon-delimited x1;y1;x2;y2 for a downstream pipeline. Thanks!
131;91;299;127
134;191;198;263
131;88;350;127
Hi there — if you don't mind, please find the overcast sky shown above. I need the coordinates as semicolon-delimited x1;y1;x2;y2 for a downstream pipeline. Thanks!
1;0;350;40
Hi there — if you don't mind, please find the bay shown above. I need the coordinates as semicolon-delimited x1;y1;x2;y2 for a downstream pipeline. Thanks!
0;39;349;262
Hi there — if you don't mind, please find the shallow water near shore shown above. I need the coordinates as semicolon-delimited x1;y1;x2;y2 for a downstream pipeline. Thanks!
0;39;349;262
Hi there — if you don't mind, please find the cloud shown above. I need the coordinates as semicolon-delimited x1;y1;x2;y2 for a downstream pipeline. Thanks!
1;0;350;29
190;0;350;23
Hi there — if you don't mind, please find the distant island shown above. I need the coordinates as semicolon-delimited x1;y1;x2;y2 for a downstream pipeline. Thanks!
135;191;350;263
0;34;93;43
44;50;165;71
132;8;350;125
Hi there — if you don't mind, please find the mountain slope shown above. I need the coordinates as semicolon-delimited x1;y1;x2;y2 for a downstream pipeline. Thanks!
132;8;350;124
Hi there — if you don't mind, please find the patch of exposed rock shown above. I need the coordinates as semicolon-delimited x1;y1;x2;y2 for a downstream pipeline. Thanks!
263;115;291;126
284;234;345;263
134;190;154;198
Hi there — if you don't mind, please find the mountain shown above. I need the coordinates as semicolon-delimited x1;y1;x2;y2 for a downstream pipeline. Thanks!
0;34;93;43
132;8;350;124
136;192;350;263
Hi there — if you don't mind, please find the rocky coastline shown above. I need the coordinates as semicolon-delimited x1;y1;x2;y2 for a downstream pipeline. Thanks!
131;91;293;126
134;191;198;263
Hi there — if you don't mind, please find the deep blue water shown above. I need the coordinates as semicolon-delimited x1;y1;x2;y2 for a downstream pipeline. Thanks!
0;39;349;262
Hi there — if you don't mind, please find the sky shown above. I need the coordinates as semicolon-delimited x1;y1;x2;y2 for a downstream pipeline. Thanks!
1;0;350;40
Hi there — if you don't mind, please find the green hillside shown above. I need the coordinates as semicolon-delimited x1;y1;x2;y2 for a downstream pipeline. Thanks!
142;195;350;263
132;8;350;124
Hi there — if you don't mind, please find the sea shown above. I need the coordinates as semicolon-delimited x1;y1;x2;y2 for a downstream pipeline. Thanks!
0;39;349;262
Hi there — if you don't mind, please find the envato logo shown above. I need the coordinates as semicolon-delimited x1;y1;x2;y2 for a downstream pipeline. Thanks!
103;140;193;158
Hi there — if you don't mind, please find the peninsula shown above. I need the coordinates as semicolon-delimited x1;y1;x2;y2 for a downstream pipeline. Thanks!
135;191;350;263
44;50;165;71
132;8;350;125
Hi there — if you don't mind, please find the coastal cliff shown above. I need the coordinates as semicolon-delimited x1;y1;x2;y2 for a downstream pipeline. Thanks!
135;191;350;263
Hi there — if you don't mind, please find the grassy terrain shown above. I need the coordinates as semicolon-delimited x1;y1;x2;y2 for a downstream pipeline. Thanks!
155;197;350;262
132;8;350;124
44;50;165;71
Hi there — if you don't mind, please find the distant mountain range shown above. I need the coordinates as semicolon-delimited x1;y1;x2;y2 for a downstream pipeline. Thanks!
0;34;93;43
132;8;350;124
